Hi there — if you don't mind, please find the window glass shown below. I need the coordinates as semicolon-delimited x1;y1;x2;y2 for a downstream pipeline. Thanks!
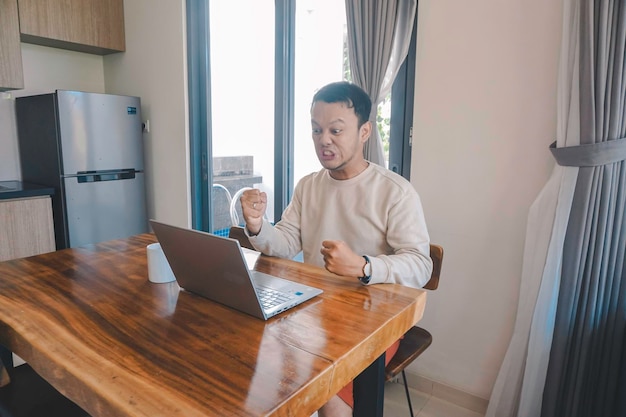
209;0;276;232
293;1;393;186
293;0;347;186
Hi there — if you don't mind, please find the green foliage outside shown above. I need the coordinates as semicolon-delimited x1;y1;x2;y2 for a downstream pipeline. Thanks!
377;95;391;154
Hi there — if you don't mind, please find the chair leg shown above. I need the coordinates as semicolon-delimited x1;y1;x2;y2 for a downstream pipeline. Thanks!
401;370;415;417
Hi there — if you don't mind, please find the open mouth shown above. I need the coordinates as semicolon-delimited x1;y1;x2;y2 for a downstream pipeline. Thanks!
320;150;335;161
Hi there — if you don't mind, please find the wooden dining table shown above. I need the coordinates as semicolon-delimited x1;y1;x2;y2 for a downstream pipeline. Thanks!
0;233;427;417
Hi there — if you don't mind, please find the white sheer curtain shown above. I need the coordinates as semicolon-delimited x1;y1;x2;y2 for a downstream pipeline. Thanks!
345;0;417;165
486;0;581;415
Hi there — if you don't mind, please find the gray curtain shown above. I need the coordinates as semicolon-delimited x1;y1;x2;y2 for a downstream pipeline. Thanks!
543;1;626;416
344;0;417;166
485;0;581;412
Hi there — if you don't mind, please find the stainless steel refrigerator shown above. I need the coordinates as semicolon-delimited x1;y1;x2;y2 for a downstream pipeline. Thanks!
16;90;148;249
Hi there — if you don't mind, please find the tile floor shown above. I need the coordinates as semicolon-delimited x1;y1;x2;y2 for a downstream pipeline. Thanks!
383;381;485;417
311;381;485;417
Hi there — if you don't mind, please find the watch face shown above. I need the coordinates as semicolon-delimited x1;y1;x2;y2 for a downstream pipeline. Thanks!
364;262;372;277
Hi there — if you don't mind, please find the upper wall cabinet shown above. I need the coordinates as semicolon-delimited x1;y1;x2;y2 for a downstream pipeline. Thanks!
18;0;125;55
0;0;25;91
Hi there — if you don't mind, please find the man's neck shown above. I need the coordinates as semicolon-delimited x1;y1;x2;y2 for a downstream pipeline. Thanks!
328;160;369;180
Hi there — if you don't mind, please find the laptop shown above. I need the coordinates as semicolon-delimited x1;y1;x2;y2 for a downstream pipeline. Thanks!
150;220;323;320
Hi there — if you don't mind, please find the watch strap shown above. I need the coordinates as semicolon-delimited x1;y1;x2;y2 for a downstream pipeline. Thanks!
359;255;371;284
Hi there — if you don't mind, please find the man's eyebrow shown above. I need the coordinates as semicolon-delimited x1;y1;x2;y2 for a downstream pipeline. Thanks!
311;118;346;125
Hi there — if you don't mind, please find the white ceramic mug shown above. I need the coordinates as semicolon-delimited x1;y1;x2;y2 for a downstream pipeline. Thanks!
146;243;176;283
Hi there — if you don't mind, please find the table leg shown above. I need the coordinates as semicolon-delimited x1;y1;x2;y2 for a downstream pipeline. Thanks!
353;352;385;417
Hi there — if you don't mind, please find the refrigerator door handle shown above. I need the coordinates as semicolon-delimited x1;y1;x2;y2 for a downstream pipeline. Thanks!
72;169;138;183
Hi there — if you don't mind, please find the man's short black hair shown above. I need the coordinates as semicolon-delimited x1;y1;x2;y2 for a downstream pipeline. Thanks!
311;82;372;127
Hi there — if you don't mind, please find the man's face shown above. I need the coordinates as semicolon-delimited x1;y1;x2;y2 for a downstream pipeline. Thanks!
310;101;371;180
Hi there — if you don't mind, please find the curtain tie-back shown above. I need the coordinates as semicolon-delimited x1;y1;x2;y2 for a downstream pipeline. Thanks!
550;138;626;167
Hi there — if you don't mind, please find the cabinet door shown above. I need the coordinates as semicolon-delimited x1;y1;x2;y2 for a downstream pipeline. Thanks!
0;0;24;91
0;197;56;261
18;0;125;55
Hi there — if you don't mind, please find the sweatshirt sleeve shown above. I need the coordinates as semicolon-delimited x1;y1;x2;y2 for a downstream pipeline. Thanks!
246;184;304;260
364;191;433;289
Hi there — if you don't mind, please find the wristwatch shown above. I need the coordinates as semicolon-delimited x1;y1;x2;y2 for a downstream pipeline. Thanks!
359;255;372;284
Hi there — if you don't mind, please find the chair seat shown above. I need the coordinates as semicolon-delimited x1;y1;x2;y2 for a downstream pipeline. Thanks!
0;364;90;417
385;326;433;381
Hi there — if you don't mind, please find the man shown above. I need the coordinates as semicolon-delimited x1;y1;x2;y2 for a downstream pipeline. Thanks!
241;81;432;417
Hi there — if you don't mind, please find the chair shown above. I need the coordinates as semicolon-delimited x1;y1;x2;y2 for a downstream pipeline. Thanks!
229;187;253;228
229;225;254;250
385;243;444;417
0;345;90;417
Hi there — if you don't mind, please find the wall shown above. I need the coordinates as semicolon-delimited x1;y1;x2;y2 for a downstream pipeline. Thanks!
0;44;105;181
0;95;21;180
409;0;562;402
103;0;189;228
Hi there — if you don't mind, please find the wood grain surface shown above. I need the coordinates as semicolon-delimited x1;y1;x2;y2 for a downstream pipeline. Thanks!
18;0;125;54
0;0;24;89
0;234;426;416
0;196;56;262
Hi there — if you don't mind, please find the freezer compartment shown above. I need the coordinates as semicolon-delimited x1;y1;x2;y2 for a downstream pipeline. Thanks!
63;172;148;248
56;90;144;174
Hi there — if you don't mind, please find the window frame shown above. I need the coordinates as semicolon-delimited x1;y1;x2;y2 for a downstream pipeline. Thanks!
273;0;295;223
186;0;213;231
388;10;417;179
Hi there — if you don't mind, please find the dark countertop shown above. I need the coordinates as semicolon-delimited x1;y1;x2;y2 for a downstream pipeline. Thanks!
0;181;55;200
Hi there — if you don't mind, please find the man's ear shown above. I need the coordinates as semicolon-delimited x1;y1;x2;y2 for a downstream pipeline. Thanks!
360;121;372;143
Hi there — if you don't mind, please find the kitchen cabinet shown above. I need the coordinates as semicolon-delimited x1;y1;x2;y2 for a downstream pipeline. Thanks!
18;0;125;55
0;0;24;91
0;196;56;262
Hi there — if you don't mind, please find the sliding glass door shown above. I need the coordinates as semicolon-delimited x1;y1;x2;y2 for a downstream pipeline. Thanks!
187;0;415;233
208;0;276;234
293;0;347;186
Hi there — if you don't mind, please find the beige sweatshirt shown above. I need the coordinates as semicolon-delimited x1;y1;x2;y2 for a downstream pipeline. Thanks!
248;163;432;288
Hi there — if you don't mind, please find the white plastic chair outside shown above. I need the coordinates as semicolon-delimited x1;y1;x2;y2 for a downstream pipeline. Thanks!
229;187;253;226
212;184;233;207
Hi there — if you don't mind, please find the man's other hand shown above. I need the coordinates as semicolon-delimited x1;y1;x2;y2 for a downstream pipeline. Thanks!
320;240;366;278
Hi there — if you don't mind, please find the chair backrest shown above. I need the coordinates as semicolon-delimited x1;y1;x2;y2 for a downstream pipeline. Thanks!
228;226;254;250
424;243;444;290
229;187;252;227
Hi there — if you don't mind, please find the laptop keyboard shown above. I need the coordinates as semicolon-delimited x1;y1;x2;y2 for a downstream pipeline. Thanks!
256;287;295;309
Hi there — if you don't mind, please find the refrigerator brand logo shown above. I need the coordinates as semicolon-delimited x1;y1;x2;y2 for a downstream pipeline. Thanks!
127;107;137;115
